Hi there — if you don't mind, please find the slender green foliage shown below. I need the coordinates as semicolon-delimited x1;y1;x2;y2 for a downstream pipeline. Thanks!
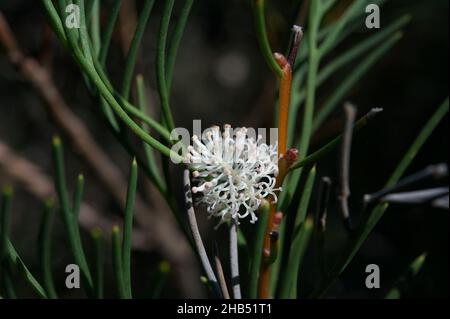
156;0;176;131
52;136;93;295
99;0;121;65
122;159;138;299
248;200;270;299
112;226;126;299
7;240;48;298
121;0;155;100
386;253;427;299
151;261;171;298
136;75;166;190
166;0;194;91
280;167;316;298
91;228;104;299
252;0;283;78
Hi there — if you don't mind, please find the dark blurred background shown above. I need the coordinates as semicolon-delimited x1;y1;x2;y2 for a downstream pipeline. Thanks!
0;0;448;298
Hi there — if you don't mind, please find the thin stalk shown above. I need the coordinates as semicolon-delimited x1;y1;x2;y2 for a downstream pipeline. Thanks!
258;26;302;298
275;54;293;157
7;240;47;298
213;242;230;299
283;218;314;298
381;187;448;205
280;0;321;210
136;74;166;188
89;0;101;55
386;253;427;299
42;0;68;48
151;261;171;298
121;0;155;100
72;174;84;222
269;1;322;297
364;163;448;205
130;80;172;139
91;228;104;299
166;0;194;91
112;226;126;299
52;136;93;295
280;166;316;298
338;103;356;230
75;0;94;66
183;168;221;297
299;0;320;157
314;176;332;279
122;159;138;299
268;218;286;297
252;0;283;78
248;200;270;299
230;222;241;299
99;0;121;65
156;0;176;131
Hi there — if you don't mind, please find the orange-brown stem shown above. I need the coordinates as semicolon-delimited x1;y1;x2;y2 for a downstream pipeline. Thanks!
258;53;293;299
274;53;292;157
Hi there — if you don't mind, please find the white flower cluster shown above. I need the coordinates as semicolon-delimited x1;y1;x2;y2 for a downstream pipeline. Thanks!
186;125;280;227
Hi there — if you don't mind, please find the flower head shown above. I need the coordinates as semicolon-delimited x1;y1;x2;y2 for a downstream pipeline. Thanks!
186;125;280;227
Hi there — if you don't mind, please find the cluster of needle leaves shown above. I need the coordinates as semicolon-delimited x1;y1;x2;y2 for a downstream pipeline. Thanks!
0;0;448;299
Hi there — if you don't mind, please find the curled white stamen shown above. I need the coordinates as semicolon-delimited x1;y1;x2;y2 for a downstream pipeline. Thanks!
187;125;280;226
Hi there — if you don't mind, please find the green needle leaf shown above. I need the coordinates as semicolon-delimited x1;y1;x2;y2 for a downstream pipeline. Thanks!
248;200;270;299
112;226;126;299
122;158;138;299
52;136;93;295
166;0;194;91
252;0;283;78
280;166;316;298
7;240;48;299
121;0;155;100
91;228;104;299
385;252;427;299
99;0;121;66
156;0;176;131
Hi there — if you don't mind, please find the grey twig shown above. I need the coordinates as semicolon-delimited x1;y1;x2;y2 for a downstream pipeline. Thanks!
316;176;332;233
364;163;448;205
338;103;356;231
213;242;230;299
183;168;221;297
381;187;449;205
287;25;303;67
229;221;241;299
314;176;332;278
